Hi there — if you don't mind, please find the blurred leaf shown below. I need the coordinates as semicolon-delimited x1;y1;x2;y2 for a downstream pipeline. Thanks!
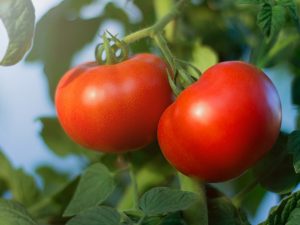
192;41;218;72
0;199;38;225
253;133;299;194
292;76;300;106
10;169;41;207
36;166;69;196
66;206;120;225
257;3;286;39
287;130;300;173
277;0;300;29
237;0;266;4
0;0;35;66
27;1;130;100
286;208;300;225
64;163;115;216
259;190;300;225
206;186;250;225
139;187;199;216
0;151;40;207
39;117;99;159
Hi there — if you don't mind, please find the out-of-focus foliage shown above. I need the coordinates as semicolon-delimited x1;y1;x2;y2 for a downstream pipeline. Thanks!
0;0;35;66
1;0;300;224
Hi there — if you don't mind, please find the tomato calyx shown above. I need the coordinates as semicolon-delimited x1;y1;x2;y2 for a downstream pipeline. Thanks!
154;33;201;96
95;31;129;65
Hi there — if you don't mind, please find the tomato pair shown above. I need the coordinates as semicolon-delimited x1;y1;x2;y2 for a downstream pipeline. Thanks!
56;55;281;182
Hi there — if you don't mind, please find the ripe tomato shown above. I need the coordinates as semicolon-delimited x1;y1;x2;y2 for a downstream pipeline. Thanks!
158;61;281;182
55;53;173;153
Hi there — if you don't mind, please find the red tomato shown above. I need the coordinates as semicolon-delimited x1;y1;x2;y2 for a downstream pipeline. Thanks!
158;61;281;182
55;54;173;153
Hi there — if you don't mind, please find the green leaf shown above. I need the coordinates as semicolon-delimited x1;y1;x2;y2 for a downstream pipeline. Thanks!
288;130;300;173
139;187;199;216
260;190;300;225
66;206;120;225
206;186;250;225
257;3;286;39
237;0;266;4
276;0;300;29
39;117;99;159
64;163;115;217
253;133;299;194
286;208;300;225
36;166;69;196
0;0;35;66
0;199;38;225
26;1;130;100
0;151;40;207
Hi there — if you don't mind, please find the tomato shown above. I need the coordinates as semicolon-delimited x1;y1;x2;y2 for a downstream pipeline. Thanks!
55;53;173;153
158;61;281;182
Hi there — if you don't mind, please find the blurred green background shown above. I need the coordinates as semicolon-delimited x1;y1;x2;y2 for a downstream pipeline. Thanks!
0;0;300;224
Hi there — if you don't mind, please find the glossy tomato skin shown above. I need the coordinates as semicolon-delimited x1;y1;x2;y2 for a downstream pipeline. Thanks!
158;61;281;182
55;54;173;153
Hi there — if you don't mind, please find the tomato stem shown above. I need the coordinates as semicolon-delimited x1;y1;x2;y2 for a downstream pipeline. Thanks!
127;154;139;210
178;172;208;225
122;0;187;44
232;178;259;208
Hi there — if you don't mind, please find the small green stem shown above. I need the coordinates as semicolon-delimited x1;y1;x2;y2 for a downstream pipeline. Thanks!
126;154;139;210
232;178;259;208
178;173;208;225
136;215;146;225
28;197;52;216
154;33;176;69
122;0;187;44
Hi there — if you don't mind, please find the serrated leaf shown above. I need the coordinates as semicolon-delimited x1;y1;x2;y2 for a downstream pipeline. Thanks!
0;199;38;225
260;191;300;225
277;0;300;29
257;3;286;39
139;187;199;216
253;133;299;194
287;130;300;173
66;206;120;225
64;163;115;217
0;0;35;66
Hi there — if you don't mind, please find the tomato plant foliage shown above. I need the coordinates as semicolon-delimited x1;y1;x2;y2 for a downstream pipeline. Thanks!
1;0;300;225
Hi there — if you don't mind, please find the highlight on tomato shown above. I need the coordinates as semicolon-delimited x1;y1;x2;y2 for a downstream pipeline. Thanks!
55;53;173;153
158;61;282;182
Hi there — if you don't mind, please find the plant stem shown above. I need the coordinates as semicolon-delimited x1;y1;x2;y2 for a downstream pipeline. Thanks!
28;197;52;216
178;172;208;225
232;178;259;208
122;0;187;44
136;215;146;225
127;154;139;210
